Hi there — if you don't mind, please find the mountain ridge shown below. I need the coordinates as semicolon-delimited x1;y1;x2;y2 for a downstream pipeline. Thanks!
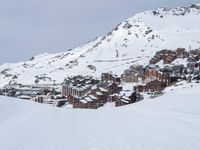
0;3;200;87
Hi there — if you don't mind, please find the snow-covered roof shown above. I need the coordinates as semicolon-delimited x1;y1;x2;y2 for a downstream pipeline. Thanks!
99;87;108;92
84;97;94;102
96;92;103;96
88;95;97;100
80;100;88;104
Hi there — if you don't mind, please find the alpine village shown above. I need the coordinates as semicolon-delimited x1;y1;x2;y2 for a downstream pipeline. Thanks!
1;47;200;109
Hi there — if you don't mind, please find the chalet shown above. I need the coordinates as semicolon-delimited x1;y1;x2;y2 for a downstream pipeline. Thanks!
101;73;113;82
113;75;121;83
149;49;177;64
101;73;121;83
129;92;144;102
94;91;108;103
97;82;122;95
176;48;188;58
130;65;144;76
70;94;104;109
135;79;166;92
67;86;107;109
122;65;146;83
115;97;130;107
90;87;108;103
63;75;99;86
56;100;68;107
73;81;122;107
98;87;109;95
142;68;163;84
68;95;77;104
108;82;121;94
115;92;143;107
73;100;103;109
121;69;139;82
108;94;119;102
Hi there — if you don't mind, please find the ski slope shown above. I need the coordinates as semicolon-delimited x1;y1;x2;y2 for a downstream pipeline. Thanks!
0;82;200;150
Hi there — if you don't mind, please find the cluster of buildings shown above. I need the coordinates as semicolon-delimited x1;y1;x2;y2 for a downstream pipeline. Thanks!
61;74;143;109
149;48;188;64
149;48;200;66
1;48;200;109
122;48;200;93
0;84;65;106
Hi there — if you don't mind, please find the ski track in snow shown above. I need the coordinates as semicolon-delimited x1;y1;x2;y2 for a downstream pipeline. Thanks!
0;82;200;150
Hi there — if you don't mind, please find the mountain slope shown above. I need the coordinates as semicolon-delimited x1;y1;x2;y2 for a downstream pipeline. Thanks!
0;81;200;150
0;4;200;86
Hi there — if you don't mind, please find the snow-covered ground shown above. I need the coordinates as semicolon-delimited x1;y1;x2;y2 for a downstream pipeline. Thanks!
0;81;200;150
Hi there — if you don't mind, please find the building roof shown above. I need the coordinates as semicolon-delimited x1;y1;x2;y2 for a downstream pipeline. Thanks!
99;87;108;92
84;97;94;102
80;100;88;104
96;92;103;96
88;95;97;100
119;98;130;103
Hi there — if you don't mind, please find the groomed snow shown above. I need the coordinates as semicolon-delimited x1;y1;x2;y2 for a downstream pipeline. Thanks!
0;82;200;150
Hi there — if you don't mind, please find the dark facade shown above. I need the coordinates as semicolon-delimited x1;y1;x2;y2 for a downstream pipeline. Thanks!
136;80;166;92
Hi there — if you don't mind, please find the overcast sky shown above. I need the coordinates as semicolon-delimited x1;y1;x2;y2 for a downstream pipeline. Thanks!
0;0;199;64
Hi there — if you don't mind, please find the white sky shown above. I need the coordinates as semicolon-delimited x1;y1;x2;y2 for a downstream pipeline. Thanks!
0;0;199;64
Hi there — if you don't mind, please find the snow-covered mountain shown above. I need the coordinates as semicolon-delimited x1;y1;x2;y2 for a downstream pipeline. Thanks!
0;81;200;150
1;4;200;86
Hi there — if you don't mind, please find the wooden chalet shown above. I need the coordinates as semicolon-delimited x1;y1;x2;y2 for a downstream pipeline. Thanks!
56;100;68;107
108;94;119;102
115;92;143;107
176;48;188;58
69;94;105;109
149;49;177;64
135;79;166;92
115;97;130;107
142;69;163;84
121;69;139;83
188;49;200;62
101;73;121;83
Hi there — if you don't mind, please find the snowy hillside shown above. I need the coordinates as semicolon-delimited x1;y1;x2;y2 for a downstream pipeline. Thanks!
0;4;200;86
0;81;200;150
